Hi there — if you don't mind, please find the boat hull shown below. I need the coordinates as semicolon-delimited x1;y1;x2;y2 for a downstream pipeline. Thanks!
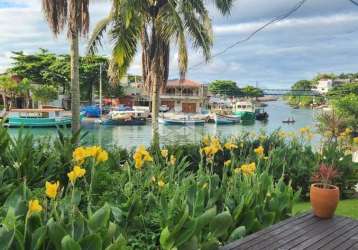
103;118;146;126
5;117;72;128
214;114;240;125
159;118;205;126
233;111;256;121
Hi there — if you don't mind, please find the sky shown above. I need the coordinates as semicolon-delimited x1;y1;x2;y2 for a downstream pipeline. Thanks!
0;0;358;88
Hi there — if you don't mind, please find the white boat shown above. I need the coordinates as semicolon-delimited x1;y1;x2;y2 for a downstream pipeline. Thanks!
103;110;147;126
214;113;240;125
232;101;256;121
159;117;205;126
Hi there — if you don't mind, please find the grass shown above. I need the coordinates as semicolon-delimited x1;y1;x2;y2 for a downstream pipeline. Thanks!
293;199;358;219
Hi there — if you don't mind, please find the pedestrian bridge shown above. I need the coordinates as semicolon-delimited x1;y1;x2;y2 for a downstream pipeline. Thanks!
262;89;322;96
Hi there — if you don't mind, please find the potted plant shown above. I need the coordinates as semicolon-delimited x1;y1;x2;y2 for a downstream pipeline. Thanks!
310;164;340;218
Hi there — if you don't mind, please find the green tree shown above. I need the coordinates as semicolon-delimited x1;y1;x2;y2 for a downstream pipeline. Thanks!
16;78;33;108
240;85;264;98
327;83;358;98
32;85;58;106
333;93;358;131
291;80;313;90
208;80;241;96
42;0;91;135
0;75;18;110
88;0;233;148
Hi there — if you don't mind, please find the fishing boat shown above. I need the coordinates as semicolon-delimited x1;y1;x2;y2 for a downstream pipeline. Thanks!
232;101;256;122
214;113;240;125
255;108;269;121
5;109;72;128
158;117;205;126
103;110;147;126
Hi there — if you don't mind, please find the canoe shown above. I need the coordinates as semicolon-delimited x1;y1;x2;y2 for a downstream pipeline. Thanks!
214;114;240;125
159;117;205;126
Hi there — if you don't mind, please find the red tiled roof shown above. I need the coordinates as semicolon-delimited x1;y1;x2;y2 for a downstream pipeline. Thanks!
166;79;202;87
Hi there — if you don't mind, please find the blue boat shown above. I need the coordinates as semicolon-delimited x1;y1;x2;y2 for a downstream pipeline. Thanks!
214;113;240;125
5;109;72;128
81;105;101;118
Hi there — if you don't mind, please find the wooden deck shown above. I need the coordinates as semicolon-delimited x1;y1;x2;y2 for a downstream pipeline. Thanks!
222;213;358;250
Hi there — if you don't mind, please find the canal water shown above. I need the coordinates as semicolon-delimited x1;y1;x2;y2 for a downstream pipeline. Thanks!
7;101;318;148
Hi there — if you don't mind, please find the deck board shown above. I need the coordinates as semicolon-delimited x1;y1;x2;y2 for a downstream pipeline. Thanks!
221;213;358;250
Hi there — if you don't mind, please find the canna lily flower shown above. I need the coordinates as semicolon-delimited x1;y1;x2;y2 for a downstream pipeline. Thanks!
234;168;241;174
240;162;256;175
224;142;238;151
45;181;60;199
96;149;108;163
161;149;168;159
133;145;153;169
224;160;231;167
28;199;43;214
299;127;310;134
158;180;165;188
254;146;264;157
73;147;87;163
68;165;86;184
202;135;210;146
170;155;176;165
67;171;77;183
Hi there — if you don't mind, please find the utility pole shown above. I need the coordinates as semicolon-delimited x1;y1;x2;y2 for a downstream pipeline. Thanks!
99;63;103;117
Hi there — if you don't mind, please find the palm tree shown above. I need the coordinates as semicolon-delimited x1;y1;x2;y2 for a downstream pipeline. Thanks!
41;0;90;134
0;75;17;110
88;0;233;148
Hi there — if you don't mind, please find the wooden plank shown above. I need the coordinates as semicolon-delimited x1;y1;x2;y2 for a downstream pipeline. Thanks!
221;213;311;250
330;230;358;250
305;219;358;249
287;217;352;250
222;213;314;250
255;216;343;249
321;221;358;250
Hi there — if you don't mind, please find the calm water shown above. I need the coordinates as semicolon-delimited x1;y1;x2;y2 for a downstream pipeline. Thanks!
7;101;318;148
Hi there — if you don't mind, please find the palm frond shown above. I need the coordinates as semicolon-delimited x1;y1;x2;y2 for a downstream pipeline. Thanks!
41;0;68;36
214;0;234;15
87;14;113;55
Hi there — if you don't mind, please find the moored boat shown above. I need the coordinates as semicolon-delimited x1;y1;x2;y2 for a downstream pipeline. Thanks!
103;110;147;126
159;117;205;126
255;108;269;121
5;109;72;128
214;113;240;125
232;101;256;121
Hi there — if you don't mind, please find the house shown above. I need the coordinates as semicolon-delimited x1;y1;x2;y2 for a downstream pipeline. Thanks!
315;79;333;94
131;79;208;113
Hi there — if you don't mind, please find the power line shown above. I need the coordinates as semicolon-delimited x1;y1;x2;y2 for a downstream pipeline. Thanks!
349;0;358;6
189;0;308;71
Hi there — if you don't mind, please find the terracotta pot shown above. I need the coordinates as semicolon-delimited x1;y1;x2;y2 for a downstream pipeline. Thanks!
310;183;339;219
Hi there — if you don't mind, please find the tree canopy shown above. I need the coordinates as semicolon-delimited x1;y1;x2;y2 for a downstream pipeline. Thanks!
208;80;241;96
291;80;313;90
240;85;264;98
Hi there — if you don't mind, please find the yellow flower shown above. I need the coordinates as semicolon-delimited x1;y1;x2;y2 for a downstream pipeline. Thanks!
86;146;101;157
133;145;153;169
96;149;108;163
224;160;232;167
254;146;264;157
73;147;87;163
202;135;210;145
354;137;358;144
45;181;60;199
158;180;165;188
151;176;156;182
240;162;256;175
278;131;286;138
170;155;176;165
73;165;86;178
67;171;77;183
224;142;238;151
299;127;310;134
28;199;43;214
234;168;241;174
263;156;269;160
161;149;168;158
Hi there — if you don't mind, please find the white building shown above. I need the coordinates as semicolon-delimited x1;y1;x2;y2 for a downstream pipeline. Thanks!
316;79;333;94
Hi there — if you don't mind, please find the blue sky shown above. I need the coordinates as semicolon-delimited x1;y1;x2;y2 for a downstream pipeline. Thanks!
0;0;358;88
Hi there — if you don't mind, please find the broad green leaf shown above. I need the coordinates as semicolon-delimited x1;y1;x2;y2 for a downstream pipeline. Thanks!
47;220;67;250
31;226;47;250
61;235;81;250
174;219;197;248
196;206;217;232
0;227;14;249
88;204;110;233
209;211;233;238
159;227;174;250
228;226;246;242
79;234;102;250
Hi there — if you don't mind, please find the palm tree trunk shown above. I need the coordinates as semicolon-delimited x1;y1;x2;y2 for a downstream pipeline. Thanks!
70;32;81;135
151;55;161;149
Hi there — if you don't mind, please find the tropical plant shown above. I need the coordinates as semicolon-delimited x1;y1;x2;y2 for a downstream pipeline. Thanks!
312;164;339;188
32;84;58;106
88;0;234;148
0;74;18;110
240;85;264;98
208;80;241;97
41;0;91;135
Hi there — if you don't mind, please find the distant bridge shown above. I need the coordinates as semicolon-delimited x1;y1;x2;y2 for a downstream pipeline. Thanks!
262;89;322;97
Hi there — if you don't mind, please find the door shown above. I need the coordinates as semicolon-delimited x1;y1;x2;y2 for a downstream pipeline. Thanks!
161;100;175;110
182;103;196;113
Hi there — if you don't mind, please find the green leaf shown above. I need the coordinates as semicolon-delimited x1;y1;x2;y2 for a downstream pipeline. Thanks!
73;212;84;241
47;219;67;250
88;204;111;233
174;219;197;248
179;236;198;250
79;234;102;250
2;208;16;230
31;226;47;250
196;206;217;232
209;211;233;238
61;235;81;250
105;234;128;250
159;227;174;250
228;226;246;242
0;227;14;249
